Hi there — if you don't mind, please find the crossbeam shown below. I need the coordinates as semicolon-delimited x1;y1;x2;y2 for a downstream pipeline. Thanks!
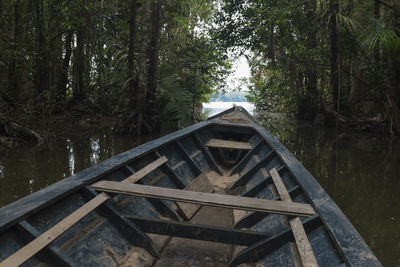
0;193;109;267
91;180;316;217
127;216;270;246
205;138;252;150
122;156;168;184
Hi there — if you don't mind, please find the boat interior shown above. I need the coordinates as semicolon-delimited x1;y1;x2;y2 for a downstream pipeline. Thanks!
0;118;349;266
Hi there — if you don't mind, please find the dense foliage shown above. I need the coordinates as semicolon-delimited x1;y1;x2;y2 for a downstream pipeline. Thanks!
215;0;400;134
0;0;230;138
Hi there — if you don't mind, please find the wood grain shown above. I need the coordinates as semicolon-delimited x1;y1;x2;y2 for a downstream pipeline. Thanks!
91;180;316;217
176;174;214;220
122;156;168;183
290;217;319;267
0;193;109;267
269;167;318;267
205;138;252;150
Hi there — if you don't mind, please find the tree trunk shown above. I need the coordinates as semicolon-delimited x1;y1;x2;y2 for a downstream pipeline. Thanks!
34;0;49;104
147;0;161;128
73;27;85;102
135;0;151;138
57;31;73;102
268;23;275;62
299;0;319;120
128;0;137;100
7;1;21;104
329;0;340;112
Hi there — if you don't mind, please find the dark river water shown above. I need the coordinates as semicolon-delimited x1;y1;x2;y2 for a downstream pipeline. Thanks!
0;108;399;266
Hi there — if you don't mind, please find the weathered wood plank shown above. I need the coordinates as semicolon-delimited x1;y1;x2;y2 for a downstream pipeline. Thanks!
269;167;318;266
16;220;76;266
230;215;320;266
270;167;292;202
91;181;316;217
122;156;168;183
80;186;160;258
176;174;214;220
127;216;271;246
205;138;252;150
290;217;319;267
0;193;109;267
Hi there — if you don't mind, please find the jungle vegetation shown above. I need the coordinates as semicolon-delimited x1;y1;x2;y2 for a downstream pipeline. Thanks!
0;0;230;142
1;0;400;145
215;0;400;134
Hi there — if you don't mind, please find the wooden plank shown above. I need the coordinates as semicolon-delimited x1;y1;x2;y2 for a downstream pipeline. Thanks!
230;215;320;266
80;186;160;258
205;138;252;150
270;167;292;202
0;193;109;267
16;220;76;266
122;156;168;183
126;216;271;246
269;167;318;267
91;180;316;217
290;217;319;267
176;174;214;220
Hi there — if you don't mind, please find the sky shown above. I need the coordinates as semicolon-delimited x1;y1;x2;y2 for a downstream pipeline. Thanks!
226;55;251;91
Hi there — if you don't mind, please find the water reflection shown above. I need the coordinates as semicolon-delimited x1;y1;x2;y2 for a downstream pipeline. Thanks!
257;113;400;266
0;127;139;209
67;138;75;175
90;138;100;165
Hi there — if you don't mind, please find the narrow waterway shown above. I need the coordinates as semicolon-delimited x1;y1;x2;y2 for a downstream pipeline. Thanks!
0;105;398;266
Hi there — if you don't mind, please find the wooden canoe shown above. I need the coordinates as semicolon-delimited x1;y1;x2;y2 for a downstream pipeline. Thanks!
0;107;381;266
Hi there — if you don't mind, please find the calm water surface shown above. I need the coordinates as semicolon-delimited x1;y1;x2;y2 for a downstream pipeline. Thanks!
0;105;399;266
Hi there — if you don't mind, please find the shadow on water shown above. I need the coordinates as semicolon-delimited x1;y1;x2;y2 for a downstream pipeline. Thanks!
257;112;400;266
